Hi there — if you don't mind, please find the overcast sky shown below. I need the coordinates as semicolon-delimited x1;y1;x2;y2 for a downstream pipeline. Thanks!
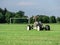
0;0;60;17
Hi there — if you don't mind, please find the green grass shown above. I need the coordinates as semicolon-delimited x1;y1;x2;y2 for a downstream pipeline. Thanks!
0;24;60;45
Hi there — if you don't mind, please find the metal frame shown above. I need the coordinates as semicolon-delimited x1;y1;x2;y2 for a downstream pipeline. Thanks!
10;18;30;24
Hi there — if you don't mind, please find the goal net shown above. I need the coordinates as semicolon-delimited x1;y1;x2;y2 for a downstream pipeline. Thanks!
10;18;30;24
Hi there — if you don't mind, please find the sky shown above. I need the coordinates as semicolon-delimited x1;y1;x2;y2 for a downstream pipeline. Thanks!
0;0;60;17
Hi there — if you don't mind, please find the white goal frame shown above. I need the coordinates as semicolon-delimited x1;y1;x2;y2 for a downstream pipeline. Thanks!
10;18;30;24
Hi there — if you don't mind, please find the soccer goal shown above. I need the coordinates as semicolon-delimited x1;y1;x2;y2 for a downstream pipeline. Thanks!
10;18;30;24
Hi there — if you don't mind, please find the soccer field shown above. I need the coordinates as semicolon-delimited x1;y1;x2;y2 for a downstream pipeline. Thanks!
0;24;60;45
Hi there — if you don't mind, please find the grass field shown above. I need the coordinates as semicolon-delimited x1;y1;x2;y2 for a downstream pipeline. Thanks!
0;24;60;45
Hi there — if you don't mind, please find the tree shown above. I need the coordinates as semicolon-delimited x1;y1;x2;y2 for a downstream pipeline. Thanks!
43;16;49;23
2;8;8;23
3;8;7;15
36;15;50;23
13;11;27;23
0;8;7;23
5;11;14;23
15;11;24;18
49;16;57;23
30;16;34;23
57;17;60;23
0;13;4;23
38;15;43;23
0;8;3;13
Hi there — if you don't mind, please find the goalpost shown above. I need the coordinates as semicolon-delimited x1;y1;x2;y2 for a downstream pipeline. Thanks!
10;18;30;24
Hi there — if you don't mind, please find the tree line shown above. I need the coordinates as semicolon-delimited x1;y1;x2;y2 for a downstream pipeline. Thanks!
0;8;60;23
0;8;28;23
